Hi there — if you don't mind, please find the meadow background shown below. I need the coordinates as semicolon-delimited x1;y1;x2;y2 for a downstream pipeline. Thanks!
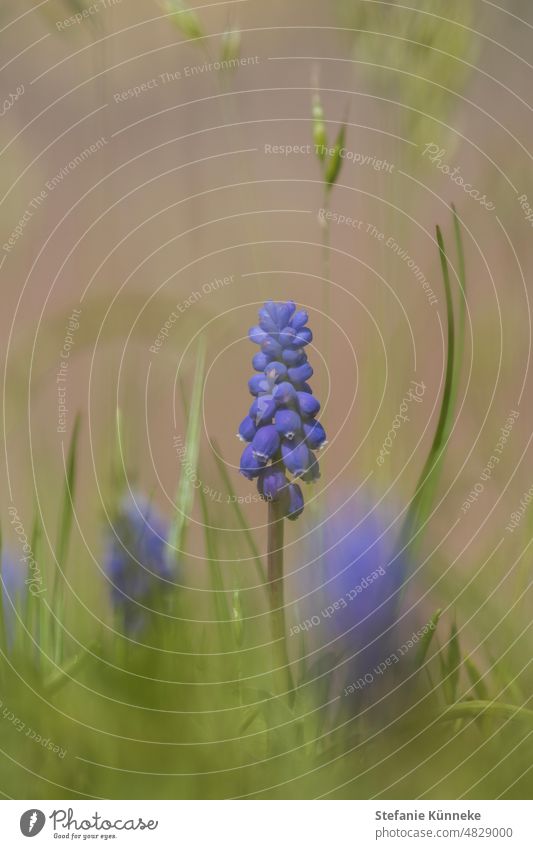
0;0;532;799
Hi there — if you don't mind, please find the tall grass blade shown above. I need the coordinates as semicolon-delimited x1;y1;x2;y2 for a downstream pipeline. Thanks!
401;215;461;544
439;700;533;724
52;413;81;663
170;339;206;557
210;439;266;585
465;656;489;701
197;485;230;625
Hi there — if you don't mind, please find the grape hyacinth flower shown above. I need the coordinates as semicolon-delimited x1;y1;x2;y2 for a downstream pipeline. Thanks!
238;300;326;520
0;554;27;649
298;497;408;693
237;301;326;696
104;494;175;634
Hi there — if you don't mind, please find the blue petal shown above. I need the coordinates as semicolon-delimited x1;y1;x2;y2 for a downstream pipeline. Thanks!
281;439;311;477
276;301;295;328
291;309;308;331
273;381;298;406
238;415;257;442
251;425;280;461
282;347;306;367
255;394;277;425
303;419;327;449
261;337;283;359
248;375;269;396
288;362;313;383
253;351;271;371
297;391;320;418
279;326;296;347
258;466;290;501
286;483;304;520
249;326;267;345
293;327;313;347
301;450;320;482
264;361;288;384
274;409;302;440
240;444;264;478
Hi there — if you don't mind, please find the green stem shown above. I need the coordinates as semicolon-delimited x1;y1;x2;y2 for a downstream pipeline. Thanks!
267;502;293;699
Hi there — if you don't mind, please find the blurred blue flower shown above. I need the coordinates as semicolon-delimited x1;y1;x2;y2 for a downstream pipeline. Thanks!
238;300;327;519
1;554;27;648
104;494;175;634
299;499;407;686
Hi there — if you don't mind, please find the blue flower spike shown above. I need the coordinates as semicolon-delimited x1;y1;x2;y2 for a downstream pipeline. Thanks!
103;494;175;634
239;300;326;519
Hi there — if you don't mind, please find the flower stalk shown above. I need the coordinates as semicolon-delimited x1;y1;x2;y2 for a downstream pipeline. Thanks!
267;501;293;697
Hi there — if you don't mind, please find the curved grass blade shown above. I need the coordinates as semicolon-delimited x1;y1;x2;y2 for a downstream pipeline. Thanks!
401;216;459;545
439;700;533;724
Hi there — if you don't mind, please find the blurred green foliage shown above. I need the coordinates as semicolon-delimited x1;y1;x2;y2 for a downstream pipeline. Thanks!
338;0;479;150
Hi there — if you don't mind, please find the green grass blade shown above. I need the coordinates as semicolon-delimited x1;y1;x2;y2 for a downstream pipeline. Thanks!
110;406;127;508
52;413;81;664
210;439;266;585
401;218;458;544
446;620;461;703
170;339;206;557
44;644;96;695
439;700;533;724
465;656;489;701
197;485;230;624
24;513;42;670
450;203;467;418
415;608;442;669
55;413;81;579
